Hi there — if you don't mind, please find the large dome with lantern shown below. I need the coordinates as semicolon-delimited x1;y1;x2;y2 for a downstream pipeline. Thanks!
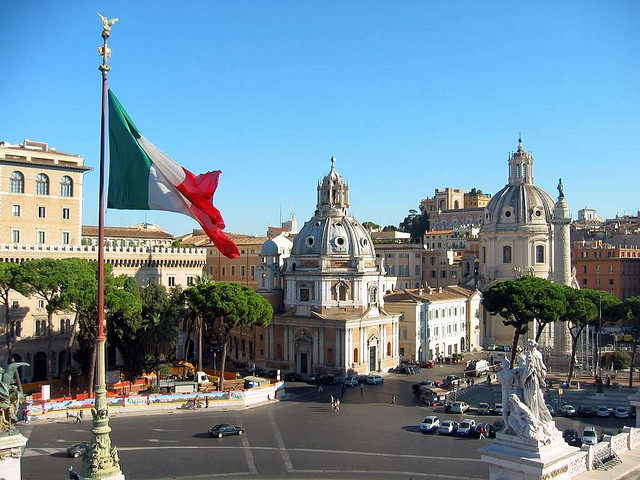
482;138;555;232
290;156;376;266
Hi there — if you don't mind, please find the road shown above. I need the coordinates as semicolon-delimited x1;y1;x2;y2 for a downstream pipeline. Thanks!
20;356;634;480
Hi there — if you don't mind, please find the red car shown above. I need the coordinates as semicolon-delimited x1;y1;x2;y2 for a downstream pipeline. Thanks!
419;360;435;368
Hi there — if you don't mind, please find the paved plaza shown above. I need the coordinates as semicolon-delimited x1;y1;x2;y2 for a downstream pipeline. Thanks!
18;356;638;480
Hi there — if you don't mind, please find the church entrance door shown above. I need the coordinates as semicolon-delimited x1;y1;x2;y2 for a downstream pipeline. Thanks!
369;345;377;372
300;353;308;374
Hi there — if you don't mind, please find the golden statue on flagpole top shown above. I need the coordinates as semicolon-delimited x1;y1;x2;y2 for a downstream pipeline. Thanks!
97;13;119;36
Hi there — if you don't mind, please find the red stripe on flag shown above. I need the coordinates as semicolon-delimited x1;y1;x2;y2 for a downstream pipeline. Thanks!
175;168;239;259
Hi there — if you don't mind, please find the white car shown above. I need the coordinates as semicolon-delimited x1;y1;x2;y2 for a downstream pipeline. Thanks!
596;405;610;418
581;426;598;446
343;376;359;387
438;420;459;435
614;406;629;419
560;404;576;417
457;419;476;437
420;416;440;433
477;402;490;415
451;401;469;414
365;374;383;385
493;403;503;415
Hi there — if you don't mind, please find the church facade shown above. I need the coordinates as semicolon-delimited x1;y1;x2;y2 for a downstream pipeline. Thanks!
478;139;572;353
252;157;400;376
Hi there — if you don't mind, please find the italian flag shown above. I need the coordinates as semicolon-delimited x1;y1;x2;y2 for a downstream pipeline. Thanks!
107;90;239;259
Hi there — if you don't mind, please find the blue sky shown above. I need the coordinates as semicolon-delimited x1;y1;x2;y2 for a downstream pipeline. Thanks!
1;2;639;237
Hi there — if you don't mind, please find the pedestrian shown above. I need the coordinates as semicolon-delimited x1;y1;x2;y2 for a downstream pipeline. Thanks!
478;424;485;440
606;375;611;388
341;384;346;394
318;384;323;393
23;408;29;423
391;394;397;406
330;395;334;405
75;413;81;424
205;396;209;408
79;410;83;420
360;383;364;395
66;408;70;419
335;399;340;412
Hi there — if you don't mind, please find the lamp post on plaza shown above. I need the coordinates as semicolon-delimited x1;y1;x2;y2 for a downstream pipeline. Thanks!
68;374;72;398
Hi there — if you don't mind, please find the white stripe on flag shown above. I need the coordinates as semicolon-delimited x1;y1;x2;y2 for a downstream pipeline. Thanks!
138;135;186;186
147;165;193;216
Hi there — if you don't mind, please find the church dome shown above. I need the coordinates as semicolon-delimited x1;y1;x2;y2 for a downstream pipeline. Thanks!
291;215;375;258
289;155;376;266
482;139;555;229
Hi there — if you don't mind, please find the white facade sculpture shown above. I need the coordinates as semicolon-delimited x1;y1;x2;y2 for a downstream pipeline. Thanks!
497;339;561;445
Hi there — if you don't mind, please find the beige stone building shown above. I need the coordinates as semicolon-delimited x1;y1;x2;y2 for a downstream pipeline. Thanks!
1;139;90;246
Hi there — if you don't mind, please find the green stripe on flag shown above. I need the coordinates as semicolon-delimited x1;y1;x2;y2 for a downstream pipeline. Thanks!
107;90;152;210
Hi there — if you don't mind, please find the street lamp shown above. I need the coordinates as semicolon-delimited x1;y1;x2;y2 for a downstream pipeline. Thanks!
68;374;72;398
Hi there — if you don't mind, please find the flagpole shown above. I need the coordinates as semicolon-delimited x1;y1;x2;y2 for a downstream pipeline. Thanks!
81;13;124;480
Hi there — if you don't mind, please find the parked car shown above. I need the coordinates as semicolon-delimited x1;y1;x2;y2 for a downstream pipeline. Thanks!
420;415;440;434
317;374;338;385
614;406;629;419
67;442;90;458
283;372;303;382
578;406;595;418
457;419;477;437
419;360;435;368
343;375;359;387
451;401;469;414
563;428;580;447
438;420;459;435
560;404;577;417
442;375;462;388
366;374;384;385
581;426;598;446
474;422;495;439
545;404;555;416
477;402;490;415
596;405;610;418
493;403;503;415
208;423;245;438
492;420;505;433
486;344;498;351
306;373;318;383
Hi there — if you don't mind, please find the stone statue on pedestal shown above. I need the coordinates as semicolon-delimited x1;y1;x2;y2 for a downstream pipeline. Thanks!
497;340;558;444
0;363;28;435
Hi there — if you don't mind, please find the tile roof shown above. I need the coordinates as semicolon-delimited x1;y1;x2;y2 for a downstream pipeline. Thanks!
82;225;174;239
385;286;476;303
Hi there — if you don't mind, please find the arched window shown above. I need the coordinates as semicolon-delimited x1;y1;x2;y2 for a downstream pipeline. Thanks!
502;246;512;263
369;287;377;304
353;348;358;364
337;284;346;301
536;245;544;263
36;173;49;195
454;200;460;209
10;171;24;193
60;176;73;197
386;342;391;356
523;164;528;179
515;164;521;178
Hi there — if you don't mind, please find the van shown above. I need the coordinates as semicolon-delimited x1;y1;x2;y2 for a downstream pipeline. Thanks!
465;359;489;377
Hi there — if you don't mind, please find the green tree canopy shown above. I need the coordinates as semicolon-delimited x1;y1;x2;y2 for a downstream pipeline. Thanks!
13;258;78;383
185;282;273;390
560;287;600;383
